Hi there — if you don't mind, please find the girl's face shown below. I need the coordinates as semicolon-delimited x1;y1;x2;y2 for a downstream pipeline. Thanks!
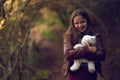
73;15;87;32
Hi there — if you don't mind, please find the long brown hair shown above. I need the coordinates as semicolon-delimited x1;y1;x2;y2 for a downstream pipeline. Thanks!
64;9;96;44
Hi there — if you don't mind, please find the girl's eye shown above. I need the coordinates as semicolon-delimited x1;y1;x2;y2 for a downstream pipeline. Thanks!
80;21;85;23
74;21;85;24
74;22;79;24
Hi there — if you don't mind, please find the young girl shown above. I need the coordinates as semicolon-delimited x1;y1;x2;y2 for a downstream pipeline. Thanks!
63;9;106;80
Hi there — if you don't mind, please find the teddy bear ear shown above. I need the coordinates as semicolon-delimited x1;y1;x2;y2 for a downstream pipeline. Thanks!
92;36;96;39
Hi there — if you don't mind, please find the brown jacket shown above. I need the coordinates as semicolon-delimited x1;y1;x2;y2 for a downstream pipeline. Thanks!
62;33;106;77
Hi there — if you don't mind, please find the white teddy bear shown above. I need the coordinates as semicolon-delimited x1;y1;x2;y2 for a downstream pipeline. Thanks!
70;35;96;73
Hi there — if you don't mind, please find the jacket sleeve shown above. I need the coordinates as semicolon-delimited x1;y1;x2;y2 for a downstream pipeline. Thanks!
85;33;106;61
63;34;89;61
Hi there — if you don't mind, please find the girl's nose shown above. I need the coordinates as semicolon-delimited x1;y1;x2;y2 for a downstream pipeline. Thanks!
78;23;82;27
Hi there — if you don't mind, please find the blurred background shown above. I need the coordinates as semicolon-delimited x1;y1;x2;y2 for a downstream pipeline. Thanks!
0;0;120;80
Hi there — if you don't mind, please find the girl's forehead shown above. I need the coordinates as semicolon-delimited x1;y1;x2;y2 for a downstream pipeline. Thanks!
73;15;86;20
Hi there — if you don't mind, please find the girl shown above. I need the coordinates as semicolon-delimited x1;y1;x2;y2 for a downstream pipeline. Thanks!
63;9;106;80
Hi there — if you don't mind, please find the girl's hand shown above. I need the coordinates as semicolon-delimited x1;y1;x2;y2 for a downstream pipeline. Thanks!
88;46;97;53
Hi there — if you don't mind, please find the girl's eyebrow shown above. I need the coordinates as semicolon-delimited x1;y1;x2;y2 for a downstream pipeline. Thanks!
74;22;79;24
